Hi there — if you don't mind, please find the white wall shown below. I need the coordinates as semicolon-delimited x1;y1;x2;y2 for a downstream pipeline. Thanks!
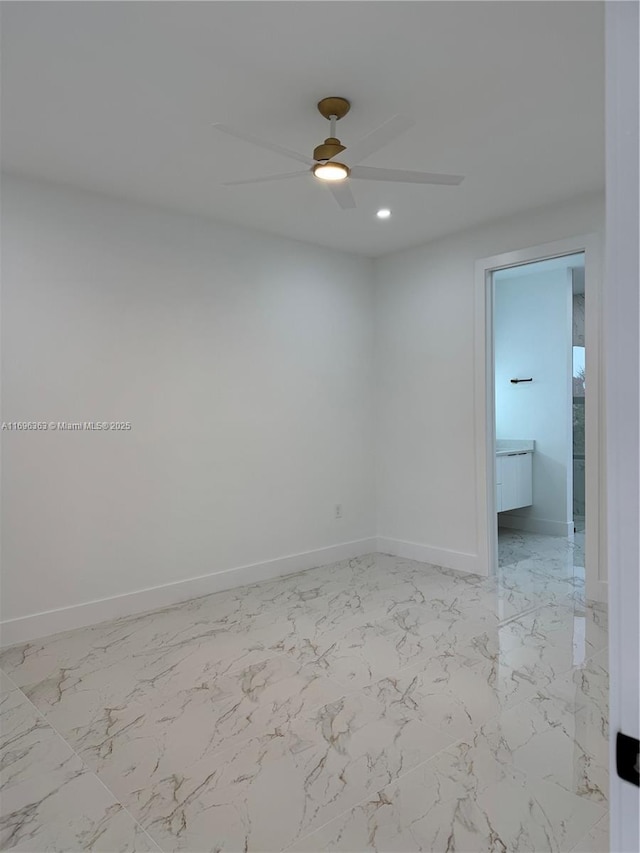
1;176;606;642
374;192;604;573
494;268;573;535
0;175;376;640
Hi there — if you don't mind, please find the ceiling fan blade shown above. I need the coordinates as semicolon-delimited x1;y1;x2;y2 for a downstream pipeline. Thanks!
326;182;356;210
340;115;415;166
212;123;315;166
350;165;464;185
224;170;309;186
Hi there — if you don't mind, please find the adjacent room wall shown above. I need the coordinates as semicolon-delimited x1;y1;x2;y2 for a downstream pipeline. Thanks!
1;174;376;641
494;268;573;536
374;192;604;574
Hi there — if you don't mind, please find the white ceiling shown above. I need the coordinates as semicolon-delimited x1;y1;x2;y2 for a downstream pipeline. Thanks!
1;1;604;257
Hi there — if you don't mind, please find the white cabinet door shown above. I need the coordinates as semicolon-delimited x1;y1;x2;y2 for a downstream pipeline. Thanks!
499;453;533;512
515;452;532;507
495;456;503;511
501;455;519;511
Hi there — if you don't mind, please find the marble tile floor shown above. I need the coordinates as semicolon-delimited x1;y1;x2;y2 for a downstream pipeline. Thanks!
0;533;609;852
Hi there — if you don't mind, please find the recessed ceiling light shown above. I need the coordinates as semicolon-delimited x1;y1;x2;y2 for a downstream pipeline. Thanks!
312;162;350;182
376;208;391;219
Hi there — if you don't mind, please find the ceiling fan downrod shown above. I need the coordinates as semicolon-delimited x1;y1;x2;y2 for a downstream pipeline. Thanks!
314;97;351;162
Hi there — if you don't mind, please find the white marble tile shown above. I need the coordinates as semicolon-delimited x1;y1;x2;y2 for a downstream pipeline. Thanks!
470;772;606;852
379;564;540;627
0;685;158;852
2;617;289;727
571;813;609;852
283;615;481;690
379;604;493;647
477;690;609;804
120;692;454;852
573;649;609;716
0;669;16;697
0;687;62;783
0;587;268;668
362;645;538;740
263;607;380;662
295;738;606;852
373;554;449;585
0;607;275;698
385;586;501;631
444;617;608;715
432;600;609;718
496;602;608;688
498;554;585;595
252;554;391;605
2;555;382;688
0;533;609;852
538;650;609;725
498;529;581;570
57;655;347;790
384;570;496;612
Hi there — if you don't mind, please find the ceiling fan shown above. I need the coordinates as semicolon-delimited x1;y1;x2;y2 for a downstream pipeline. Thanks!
213;97;464;210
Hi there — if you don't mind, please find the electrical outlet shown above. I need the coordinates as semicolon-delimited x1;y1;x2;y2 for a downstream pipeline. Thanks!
335;503;343;519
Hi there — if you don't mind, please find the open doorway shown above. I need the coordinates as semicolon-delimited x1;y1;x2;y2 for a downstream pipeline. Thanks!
473;241;610;829
492;252;585;582
475;233;604;603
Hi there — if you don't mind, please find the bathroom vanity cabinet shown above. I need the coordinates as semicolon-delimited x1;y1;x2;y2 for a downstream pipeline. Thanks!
496;449;533;512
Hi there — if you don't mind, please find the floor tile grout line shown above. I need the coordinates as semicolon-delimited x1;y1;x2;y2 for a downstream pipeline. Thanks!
568;808;611;852
282;730;469;851
290;684;610;849
286;701;608;851
0;666;166;853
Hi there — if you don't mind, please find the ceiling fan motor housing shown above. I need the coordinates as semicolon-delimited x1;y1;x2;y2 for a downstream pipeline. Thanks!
313;137;346;162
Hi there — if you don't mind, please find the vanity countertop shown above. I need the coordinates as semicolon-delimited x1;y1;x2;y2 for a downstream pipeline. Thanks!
496;439;535;457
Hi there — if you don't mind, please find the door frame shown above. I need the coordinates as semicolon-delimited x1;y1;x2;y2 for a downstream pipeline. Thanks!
605;2;639;849
473;233;604;601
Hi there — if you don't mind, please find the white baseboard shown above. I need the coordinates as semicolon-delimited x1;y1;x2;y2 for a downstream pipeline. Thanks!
498;514;574;537
0;537;377;647
376;537;483;576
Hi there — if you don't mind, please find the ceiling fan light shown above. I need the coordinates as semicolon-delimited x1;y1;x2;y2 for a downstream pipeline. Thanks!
312;162;350;182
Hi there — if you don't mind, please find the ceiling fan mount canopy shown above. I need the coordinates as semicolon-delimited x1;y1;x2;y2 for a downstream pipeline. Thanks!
316;96;351;121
